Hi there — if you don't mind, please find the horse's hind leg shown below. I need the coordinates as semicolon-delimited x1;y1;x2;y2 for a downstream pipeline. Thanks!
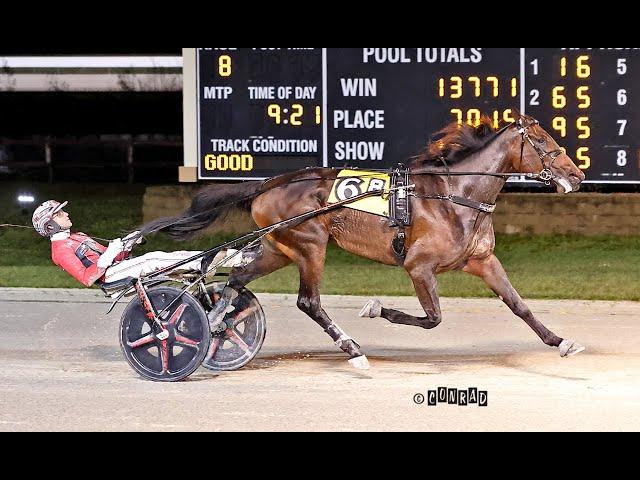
219;237;369;369
361;264;442;330
227;241;292;290
296;246;370;370
208;242;292;326
464;255;585;357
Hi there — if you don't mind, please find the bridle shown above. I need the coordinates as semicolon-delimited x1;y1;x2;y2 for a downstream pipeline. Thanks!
516;118;565;186
409;116;569;214
409;116;566;184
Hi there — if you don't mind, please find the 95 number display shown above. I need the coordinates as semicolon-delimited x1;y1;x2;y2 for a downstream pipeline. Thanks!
195;48;640;183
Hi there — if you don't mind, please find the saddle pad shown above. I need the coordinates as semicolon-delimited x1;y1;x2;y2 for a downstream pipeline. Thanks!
328;170;391;218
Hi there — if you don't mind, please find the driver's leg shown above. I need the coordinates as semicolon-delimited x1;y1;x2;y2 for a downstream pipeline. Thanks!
104;251;202;283
104;250;248;284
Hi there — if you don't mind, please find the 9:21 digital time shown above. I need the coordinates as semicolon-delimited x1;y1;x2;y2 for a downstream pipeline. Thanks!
266;104;322;126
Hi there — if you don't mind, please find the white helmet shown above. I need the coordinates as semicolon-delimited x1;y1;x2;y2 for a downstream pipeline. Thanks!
32;200;68;237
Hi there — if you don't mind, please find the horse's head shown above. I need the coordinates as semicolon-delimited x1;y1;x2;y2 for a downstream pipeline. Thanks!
509;114;585;193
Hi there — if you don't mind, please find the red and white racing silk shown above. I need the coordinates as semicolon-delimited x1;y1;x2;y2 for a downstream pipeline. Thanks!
51;232;127;287
51;231;243;287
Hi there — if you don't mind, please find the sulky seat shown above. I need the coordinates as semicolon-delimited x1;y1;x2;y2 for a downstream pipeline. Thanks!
100;277;137;297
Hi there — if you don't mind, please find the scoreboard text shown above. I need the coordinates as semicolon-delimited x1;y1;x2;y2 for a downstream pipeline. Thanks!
196;48;640;183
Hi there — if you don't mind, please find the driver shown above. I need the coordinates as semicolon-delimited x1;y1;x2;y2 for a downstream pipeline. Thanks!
33;200;243;287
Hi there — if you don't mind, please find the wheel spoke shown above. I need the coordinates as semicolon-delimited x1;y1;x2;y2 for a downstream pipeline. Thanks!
226;330;251;355
232;305;260;328
175;335;199;348
169;304;189;326
204;337;221;363
129;334;155;349
160;339;170;375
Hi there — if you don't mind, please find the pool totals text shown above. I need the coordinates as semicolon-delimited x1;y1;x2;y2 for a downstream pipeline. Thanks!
195;48;640;183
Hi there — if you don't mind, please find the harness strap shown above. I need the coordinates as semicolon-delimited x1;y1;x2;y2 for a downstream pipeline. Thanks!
392;228;407;260
412;193;497;214
75;240;106;268
450;196;497;214
390;165;412;227
389;165;413;262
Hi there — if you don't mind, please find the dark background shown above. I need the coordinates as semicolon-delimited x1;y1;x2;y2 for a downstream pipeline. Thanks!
0;93;182;137
0;49;183;183
2;49;639;191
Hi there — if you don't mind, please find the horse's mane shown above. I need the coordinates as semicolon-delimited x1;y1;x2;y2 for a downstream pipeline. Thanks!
412;116;500;168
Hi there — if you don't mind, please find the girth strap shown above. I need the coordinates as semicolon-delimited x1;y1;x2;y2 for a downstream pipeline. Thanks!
392;229;407;260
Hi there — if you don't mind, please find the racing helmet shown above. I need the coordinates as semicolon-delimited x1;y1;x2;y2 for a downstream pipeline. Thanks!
32;200;68;237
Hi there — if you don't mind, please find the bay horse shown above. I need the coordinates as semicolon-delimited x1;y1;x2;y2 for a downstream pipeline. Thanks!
143;115;586;370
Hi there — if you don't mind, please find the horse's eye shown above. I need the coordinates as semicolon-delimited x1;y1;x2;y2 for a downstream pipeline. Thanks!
537;137;547;146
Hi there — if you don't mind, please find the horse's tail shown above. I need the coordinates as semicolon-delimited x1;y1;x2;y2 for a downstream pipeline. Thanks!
140;181;263;241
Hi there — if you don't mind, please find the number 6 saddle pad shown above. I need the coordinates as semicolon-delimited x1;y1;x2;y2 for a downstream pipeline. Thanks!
328;170;392;218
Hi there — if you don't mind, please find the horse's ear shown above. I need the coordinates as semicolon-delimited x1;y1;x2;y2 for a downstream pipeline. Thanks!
511;108;523;122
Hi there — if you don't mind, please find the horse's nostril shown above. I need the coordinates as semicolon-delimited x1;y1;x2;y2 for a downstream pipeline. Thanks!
569;172;585;183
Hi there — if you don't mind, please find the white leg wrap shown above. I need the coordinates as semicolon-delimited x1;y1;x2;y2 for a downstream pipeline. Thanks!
349;356;371;371
359;300;383;319
330;324;353;347
559;339;586;358
334;335;353;347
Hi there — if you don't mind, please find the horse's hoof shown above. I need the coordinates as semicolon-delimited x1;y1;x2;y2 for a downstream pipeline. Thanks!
349;356;371;371
559;339;586;358
359;300;382;319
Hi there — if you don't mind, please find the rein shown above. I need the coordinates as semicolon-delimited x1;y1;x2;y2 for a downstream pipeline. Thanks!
5;119;559;240
0;224;33;230
145;185;410;279
0;223;117;243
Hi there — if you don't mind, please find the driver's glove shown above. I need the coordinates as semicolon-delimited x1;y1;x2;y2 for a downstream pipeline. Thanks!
98;239;125;269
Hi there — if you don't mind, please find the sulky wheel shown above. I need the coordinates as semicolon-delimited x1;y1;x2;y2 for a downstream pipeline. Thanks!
120;287;211;382
201;284;267;372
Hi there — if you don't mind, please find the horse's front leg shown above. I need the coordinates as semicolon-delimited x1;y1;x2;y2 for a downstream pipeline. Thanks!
361;263;443;330
464;255;585;357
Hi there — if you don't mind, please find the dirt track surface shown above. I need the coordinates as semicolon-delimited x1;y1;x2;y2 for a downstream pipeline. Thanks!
0;289;638;432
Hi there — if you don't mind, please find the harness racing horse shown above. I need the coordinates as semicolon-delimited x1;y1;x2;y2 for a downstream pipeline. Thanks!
143;115;587;370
